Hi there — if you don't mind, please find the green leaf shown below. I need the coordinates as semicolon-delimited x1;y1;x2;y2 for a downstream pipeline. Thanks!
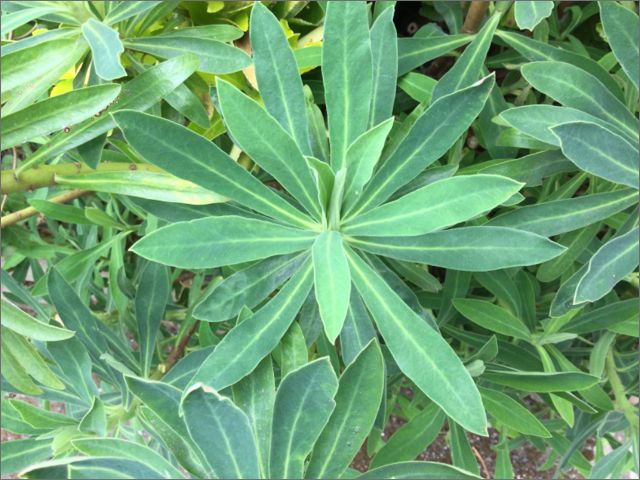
47;337;99;406
279;321;308;377
131;216;316;269
1;338;43;395
8;399;76;429
2;329;65;390
479;387;551;437
306;339;385;478
21;55;199;171
124;36;250;74
323;1;372;170
521;61;638;141
498;105;633;146
575;227;639;303
28;199;93;225
1;37;87;115
113;110;317;229
370;403;445;469
250;2;311;154
217;79;321;220
370;7;398;126
155;25;244;42
351;226;565;271
0;6;58;36
56;169;226;206
563;299;637;335
231;356;275;478
487;189;637;236
188;259;313;391
135;262;169;376
551;122;639;189
78;397;107;436
431;12;500;102
1;84;120;150
1;299;74;341
482;368;599;392
345;74;495;219
103;1;161;25
346;247;487;435
600;1;639;89
164;83;210;129
194;253;306;322
71;438;184;479
453;299;531;340
397;34;472;76
340;288;376;366
269;358;338;479
343;175;522;237
0;438;52;476
357;461;481;479
182;384;260;479
495;30;624;101
312;231;351;342
449;420;480;475
81;18;126;80
514;1;554;31
343;118;394;210
47;269;109;367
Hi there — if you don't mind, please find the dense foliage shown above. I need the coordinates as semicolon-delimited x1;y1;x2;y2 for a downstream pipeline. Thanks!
1;1;638;478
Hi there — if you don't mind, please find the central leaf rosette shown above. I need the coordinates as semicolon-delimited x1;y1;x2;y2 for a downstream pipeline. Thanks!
112;1;565;435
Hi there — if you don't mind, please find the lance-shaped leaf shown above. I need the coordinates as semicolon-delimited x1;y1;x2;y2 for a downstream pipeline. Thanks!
514;1;554;30
370;7;398;126
1;37;87;115
232;356;275;478
1;6;58;36
350;226;565;271
521;61;638;141
103;1;161;24
217;79;321;220
1;300;74;341
323;1;373;170
346;247;487;435
250;2;310;154
370;403;445;469
340;288;376;366
312;231;351;343
113;110;316;229
343;118;394;210
343;175;522;237
575;227;639;304
1;84;120;149
482;368;599;392
306;340;384;479
188;260;313;391
600;1;639;89
21;55;199;172
131;216;316;269
125;377;208;477
56;169;227;206
345;74;495;219
124;37;250;74
194;253;306;322
551;122;639;189
1;438;52;477
453;299;531;340
72;438;184;479
497;105;632;146
269;358;338;479
397;34;472;76
487;189;637;236
358;461;481;479
135;262;169;377
431;12;500;102
182;384;260;479
480;387;550;437
81;18;126;80
495;30;623;100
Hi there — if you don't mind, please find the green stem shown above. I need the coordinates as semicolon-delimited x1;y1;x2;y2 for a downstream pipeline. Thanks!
606;348;638;432
1;162;162;195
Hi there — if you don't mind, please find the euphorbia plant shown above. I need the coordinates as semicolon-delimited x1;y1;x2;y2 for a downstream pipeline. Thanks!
113;2;565;435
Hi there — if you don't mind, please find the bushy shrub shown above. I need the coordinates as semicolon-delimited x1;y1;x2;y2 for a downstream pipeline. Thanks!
1;1;638;478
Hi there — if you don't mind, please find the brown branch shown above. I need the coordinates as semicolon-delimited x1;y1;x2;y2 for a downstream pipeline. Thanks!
462;1;490;33
472;445;491;479
0;189;91;228
161;320;200;375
